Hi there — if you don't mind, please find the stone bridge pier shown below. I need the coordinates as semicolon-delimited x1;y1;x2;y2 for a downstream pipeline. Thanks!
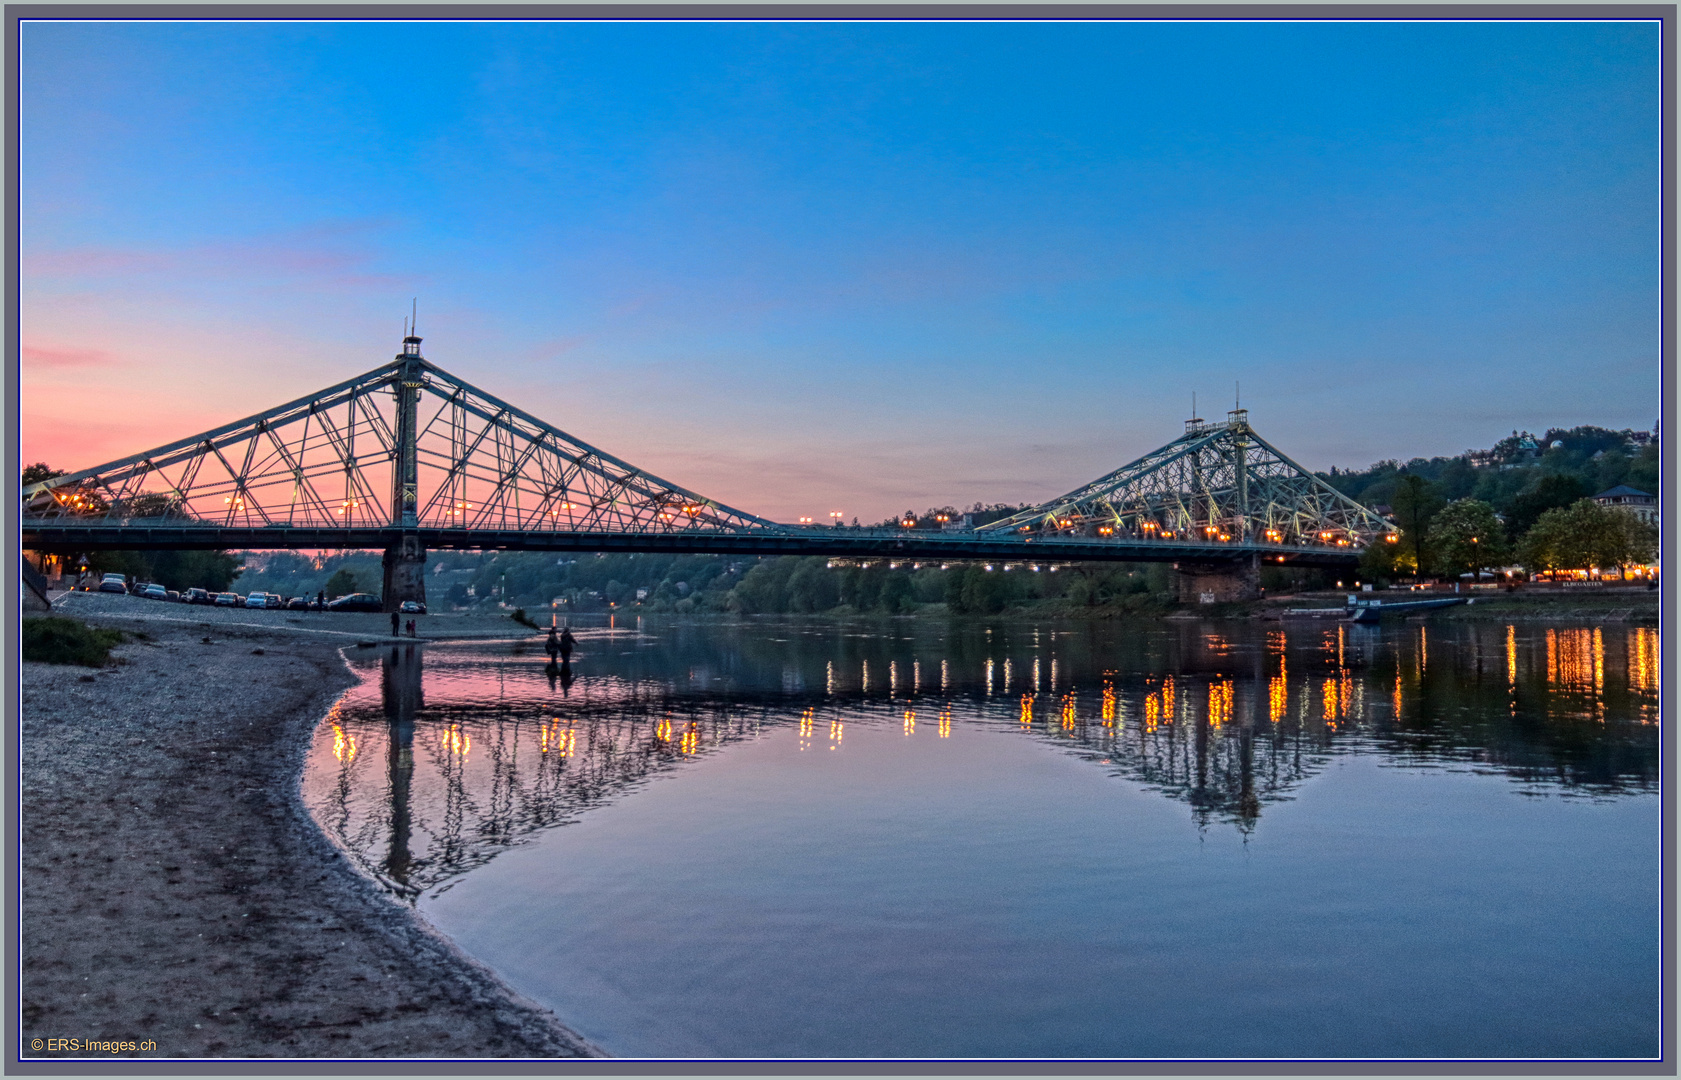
381;533;429;613
1174;554;1260;604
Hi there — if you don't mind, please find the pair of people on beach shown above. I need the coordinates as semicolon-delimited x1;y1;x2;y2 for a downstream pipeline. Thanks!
546;626;576;663
388;613;418;638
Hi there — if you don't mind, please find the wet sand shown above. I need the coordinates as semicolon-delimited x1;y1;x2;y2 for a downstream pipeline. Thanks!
20;600;599;1059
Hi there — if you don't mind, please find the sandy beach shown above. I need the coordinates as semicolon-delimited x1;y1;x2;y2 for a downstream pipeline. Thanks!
20;593;599;1059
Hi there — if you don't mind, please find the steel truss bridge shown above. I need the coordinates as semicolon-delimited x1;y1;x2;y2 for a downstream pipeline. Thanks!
22;333;1393;607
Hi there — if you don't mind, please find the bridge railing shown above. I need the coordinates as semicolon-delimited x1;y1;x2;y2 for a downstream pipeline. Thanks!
783;526;1372;552
19;516;1373;550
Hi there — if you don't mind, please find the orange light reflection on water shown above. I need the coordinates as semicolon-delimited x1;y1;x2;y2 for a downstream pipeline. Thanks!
331;722;357;763
1208;680;1233;729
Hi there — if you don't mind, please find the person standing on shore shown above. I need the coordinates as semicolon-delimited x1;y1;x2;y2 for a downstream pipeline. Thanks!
559;627;575;663
390;611;399;637
545;627;560;660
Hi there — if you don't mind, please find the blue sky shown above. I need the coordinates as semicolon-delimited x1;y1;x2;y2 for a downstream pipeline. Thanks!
20;18;1660;522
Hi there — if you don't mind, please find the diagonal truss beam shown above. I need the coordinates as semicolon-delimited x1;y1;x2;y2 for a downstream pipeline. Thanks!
979;409;1395;550
23;345;780;538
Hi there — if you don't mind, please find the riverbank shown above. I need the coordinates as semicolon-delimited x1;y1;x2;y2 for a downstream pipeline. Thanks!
49;581;1658;636
20;605;599;1059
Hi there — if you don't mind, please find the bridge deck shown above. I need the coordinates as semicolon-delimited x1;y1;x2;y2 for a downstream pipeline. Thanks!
21;524;1362;568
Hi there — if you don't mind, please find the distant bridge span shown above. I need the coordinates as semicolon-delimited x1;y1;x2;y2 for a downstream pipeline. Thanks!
19;523;1362;567
23;332;1391;608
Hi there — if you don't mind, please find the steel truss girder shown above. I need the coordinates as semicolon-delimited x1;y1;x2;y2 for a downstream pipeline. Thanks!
22;356;779;538
19;523;1364;568
979;413;1395;549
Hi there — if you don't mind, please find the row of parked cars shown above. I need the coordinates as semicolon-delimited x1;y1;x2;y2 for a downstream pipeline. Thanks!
92;574;412;612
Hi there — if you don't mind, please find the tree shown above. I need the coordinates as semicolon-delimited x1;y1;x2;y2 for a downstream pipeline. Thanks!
21;463;62;486
1503;473;1587;541
1389;473;1444;580
324;569;359;598
79;548;240;591
877;572;915;613
732;557;799;613
786;558;840;612
1518;499;1652;576
152;550;241;592
1426;499;1509;580
1357;537;1399;584
1599;507;1658;576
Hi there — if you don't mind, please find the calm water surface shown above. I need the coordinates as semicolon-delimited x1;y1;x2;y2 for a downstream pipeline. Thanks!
302;617;1660;1059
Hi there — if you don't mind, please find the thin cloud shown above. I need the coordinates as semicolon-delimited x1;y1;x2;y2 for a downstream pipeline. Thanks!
22;343;118;368
525;336;591;363
23;219;407;289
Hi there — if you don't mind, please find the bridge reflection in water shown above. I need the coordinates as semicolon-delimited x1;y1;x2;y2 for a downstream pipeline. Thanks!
303;622;1659;900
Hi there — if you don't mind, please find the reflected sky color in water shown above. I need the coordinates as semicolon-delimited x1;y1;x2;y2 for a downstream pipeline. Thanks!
302;619;1658;1059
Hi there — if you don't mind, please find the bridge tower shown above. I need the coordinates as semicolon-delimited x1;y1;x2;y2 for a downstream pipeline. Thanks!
382;328;428;613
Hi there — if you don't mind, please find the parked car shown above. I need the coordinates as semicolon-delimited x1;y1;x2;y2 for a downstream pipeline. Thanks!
286;596;313;610
166;590;181;602
182;588;211;605
214;593;240;606
326;592;383;613
97;578;127;594
399;600;427;615
244;592;270;608
264;593;285;609
142;583;169;600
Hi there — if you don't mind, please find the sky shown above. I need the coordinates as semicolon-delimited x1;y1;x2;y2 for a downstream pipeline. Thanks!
19;18;1661;523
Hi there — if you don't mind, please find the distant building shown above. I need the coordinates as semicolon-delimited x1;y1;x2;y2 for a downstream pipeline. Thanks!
1593;485;1658;526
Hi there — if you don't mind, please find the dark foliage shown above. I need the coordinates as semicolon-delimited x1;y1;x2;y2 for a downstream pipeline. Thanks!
22;617;125;667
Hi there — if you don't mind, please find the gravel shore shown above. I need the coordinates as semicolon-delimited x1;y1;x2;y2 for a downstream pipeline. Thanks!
20;595;599;1059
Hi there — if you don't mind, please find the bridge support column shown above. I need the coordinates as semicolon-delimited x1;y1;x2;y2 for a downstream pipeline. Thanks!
382;534;428;613
1174;554;1260;604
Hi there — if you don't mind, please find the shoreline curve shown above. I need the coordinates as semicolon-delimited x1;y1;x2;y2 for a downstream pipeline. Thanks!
21;595;602;1060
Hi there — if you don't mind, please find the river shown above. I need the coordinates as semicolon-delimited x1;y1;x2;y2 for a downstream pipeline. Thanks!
301;616;1659;1060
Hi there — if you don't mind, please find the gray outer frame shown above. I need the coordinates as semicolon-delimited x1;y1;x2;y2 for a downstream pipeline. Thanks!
4;4;1673;1076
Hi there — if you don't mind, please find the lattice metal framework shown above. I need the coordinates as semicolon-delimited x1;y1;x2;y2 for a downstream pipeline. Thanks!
979;409;1395;548
21;335;778;537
